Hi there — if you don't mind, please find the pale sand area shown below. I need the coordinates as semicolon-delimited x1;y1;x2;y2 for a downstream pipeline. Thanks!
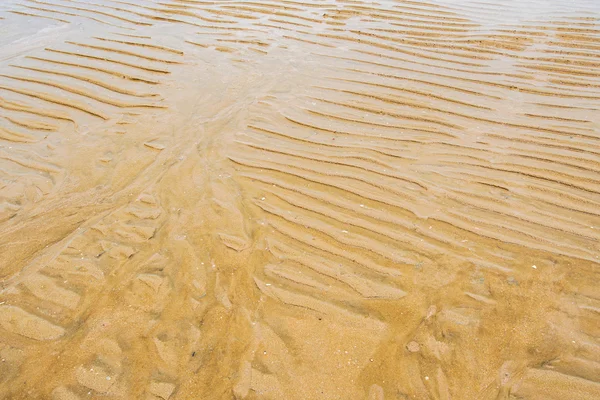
0;0;599;399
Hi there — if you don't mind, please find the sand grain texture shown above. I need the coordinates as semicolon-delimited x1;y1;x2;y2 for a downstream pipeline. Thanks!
0;0;599;399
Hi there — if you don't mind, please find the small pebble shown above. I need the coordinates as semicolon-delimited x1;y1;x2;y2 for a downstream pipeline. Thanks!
406;341;420;353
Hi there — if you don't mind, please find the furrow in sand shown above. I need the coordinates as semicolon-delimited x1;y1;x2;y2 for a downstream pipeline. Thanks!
503;148;600;174
468;150;600;184
426;143;600;180
113;32;152;39
318;57;503;98
19;4;124;26
522;113;592;123
26;0;152;25
1;0;600;398
441;168;600;217
262;261;349;297
239;133;398;170
11;65;160;98
255;204;404;278
266;237;408;299
327;52;600;100
91;37;185;55
269;245;407;302
511;368;600;400
2;115;57;131
434;210;598;264
221;5;321;23
253;195;417;267
327;77;492;110
0;150;60;174
255;21;302;32
0;96;74;123
307;96;462;129
286;108;456;139
519;63;600;78
65;41;182;64
25;56;160;84
487;133;600;159
59;0;161;21
45;48;170;74
8;9;69;23
268;17;312;28
0;84;107;119
249;177;446;256
281;34;336;48
348;29;504;59
442;189;599;242
246;123;412;166
316;33;489;67
0;126;40;143
312;85;495;125
0;74;164;109
237;140;427;190
228;157;420;222
253;277;386;327
233;149;424;203
455;161;600;196
352;5;471;23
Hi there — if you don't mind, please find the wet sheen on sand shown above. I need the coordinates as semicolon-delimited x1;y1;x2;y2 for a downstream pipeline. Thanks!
0;0;599;399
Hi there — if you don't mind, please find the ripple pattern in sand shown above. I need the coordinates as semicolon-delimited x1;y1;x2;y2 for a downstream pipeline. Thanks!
0;1;599;399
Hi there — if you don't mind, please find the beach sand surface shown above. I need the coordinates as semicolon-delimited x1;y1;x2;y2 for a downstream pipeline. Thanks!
0;0;599;399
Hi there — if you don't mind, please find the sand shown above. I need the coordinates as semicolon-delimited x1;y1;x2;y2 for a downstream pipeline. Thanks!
0;0;599;399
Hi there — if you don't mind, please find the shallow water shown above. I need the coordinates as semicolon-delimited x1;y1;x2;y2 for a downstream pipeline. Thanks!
0;0;599;399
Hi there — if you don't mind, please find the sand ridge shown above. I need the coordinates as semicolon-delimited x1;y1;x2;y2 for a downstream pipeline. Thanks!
0;0;599;399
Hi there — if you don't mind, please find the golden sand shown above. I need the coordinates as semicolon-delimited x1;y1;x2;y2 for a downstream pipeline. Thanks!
0;0;599;399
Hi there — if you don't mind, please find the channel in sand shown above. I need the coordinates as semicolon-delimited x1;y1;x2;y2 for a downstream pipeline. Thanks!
0;0;599;399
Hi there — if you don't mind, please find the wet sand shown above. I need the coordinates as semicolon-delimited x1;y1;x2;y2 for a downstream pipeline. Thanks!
0;0;599;399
